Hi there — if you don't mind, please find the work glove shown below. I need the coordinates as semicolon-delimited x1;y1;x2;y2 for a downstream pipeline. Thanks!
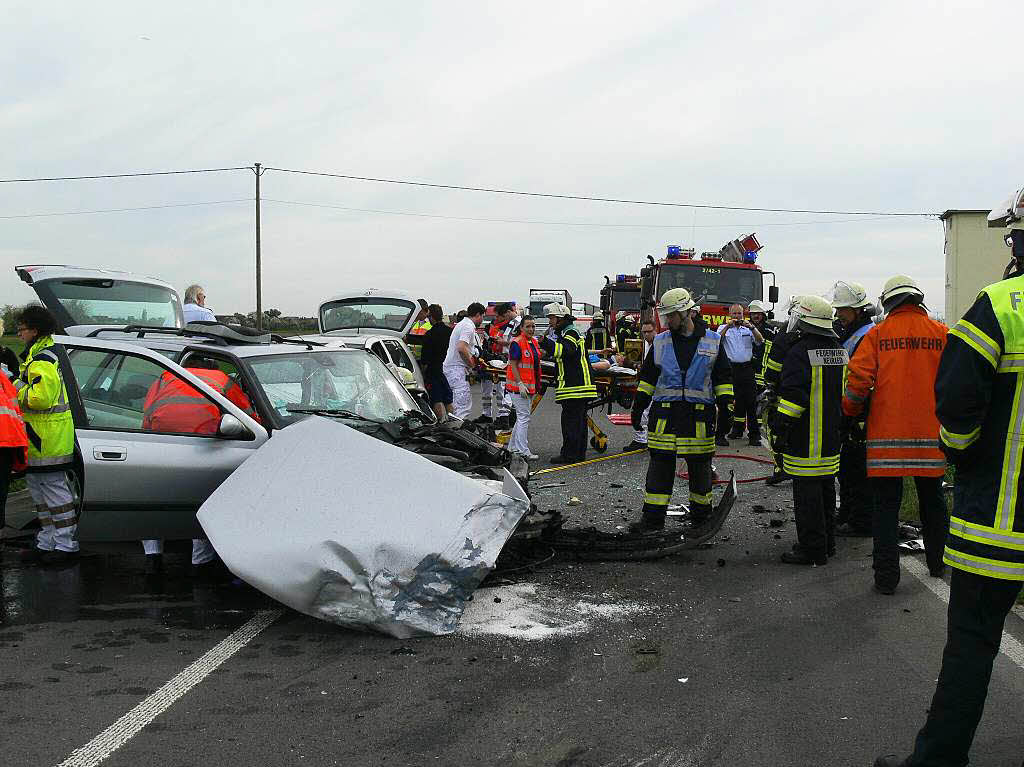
840;415;854;443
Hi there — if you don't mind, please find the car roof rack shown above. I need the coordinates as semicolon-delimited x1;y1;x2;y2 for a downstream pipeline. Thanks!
84;323;323;348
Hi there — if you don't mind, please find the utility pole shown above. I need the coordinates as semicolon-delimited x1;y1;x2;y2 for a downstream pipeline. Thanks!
254;162;264;331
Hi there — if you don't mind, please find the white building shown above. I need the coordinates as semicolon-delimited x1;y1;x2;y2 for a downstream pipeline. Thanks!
942;209;1013;323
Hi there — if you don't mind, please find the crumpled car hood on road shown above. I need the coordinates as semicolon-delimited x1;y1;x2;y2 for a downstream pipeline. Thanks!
198;417;530;638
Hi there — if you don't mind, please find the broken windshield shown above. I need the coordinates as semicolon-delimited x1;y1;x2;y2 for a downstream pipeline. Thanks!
320;297;416;333
246;350;417;425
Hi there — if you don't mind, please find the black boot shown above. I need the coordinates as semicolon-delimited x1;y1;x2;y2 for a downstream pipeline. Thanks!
621;441;647;452
765;470;789;486
873;755;908;766
629;513;666;533
145;553;164;574
549;455;575;465
781;546;827;566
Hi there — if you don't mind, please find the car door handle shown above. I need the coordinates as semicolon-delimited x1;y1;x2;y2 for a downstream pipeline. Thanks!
93;445;127;461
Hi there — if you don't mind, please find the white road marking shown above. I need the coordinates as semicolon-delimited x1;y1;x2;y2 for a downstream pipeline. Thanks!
903;557;1024;670
55;609;282;767
600;735;711;767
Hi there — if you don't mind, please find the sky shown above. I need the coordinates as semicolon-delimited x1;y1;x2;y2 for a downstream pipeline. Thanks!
1;1;1019;318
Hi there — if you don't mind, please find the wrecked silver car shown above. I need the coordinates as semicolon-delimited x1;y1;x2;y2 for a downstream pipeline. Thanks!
198;417;531;638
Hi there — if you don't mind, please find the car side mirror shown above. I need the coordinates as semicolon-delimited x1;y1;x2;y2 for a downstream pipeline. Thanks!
768;285;780;304
218;413;252;440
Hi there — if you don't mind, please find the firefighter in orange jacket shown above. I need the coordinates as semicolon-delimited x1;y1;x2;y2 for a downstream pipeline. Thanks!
842;275;948;595
140;359;259;572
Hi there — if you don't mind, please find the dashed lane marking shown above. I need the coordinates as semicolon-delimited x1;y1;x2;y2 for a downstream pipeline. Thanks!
903;557;1024;671
55;609;283;767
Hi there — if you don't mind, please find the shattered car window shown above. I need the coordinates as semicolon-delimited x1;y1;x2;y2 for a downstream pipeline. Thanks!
246;351;418;424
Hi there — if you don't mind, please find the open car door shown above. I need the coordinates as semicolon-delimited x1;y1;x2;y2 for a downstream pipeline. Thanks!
56;336;268;541
16;265;184;336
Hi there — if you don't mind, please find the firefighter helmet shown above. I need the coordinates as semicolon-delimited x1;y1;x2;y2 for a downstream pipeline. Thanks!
592;311;604;321
657;288;697;319
544;303;572;318
831;280;873;309
748;299;769;314
795;295;835;330
879;275;924;311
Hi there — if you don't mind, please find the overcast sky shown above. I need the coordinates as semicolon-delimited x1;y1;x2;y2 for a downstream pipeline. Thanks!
1;1;1018;317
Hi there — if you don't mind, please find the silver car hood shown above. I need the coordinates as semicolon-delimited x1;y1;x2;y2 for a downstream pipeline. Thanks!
197;417;529;638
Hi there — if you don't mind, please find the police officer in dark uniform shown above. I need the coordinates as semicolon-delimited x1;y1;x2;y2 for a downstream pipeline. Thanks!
831;281;877;537
540;303;597;465
770;295;848;565
874;195;1024;767
630;288;733;532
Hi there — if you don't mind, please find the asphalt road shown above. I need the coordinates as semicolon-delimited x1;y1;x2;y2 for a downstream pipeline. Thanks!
2;388;1023;767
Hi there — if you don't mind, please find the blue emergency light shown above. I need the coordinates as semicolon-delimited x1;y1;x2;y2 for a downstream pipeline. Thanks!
743;250;758;264
667;245;681;257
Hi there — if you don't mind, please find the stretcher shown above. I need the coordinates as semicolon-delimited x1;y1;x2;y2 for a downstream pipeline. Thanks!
482;356;640;453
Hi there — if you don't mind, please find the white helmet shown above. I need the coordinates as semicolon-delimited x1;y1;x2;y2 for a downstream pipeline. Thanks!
748;299;769;314
786;295;805;316
879;275;924;311
831;280;873;309
795;295;835;330
989;187;1024;228
592;311;604;321
544;303;572;318
657;287;697;320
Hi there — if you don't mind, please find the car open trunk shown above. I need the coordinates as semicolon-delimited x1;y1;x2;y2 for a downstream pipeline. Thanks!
16;265;184;336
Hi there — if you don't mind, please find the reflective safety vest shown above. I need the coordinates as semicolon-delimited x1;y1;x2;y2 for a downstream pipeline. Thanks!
0;373;28;471
16;336;74;471
842;305;946;477
842;322;873;355
936;274;1024;580
409;320;432;359
552;328;597;402
651;329;722;404
586;326;609;353
142;369;257;435
506;335;541;394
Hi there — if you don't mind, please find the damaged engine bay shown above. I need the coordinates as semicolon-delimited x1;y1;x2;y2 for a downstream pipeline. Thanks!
197;412;737;638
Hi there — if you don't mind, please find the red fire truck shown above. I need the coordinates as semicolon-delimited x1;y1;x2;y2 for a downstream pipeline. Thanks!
639;234;779;331
599;274;642;338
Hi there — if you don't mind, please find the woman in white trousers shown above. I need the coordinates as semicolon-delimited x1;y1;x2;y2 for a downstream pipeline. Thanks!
507;317;541;460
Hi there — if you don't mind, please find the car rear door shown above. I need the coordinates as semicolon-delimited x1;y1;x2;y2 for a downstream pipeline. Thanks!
59;337;268;541
15;265;184;336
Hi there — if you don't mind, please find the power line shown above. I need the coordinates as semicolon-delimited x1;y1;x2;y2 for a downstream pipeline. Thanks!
265;166;937;218
0;199;252;219
262;197;910;229
0;166;253;184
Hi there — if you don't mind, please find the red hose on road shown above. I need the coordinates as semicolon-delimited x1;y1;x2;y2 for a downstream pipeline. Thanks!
677;452;778;485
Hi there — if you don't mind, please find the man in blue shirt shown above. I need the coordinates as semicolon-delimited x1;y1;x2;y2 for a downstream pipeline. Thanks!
718;303;765;446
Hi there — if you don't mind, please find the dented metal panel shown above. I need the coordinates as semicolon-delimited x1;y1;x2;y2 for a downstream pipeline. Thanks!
197;416;530;638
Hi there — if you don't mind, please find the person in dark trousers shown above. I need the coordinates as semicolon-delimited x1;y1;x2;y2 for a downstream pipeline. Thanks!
539;303;596;464
748;299;776;392
872;222;1024;767
719;303;765;446
418;304;453;421
831;281;877;537
585;312;611;356
844;276;949;595
763;296;804;486
771;296;847;565
630;288;733;532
